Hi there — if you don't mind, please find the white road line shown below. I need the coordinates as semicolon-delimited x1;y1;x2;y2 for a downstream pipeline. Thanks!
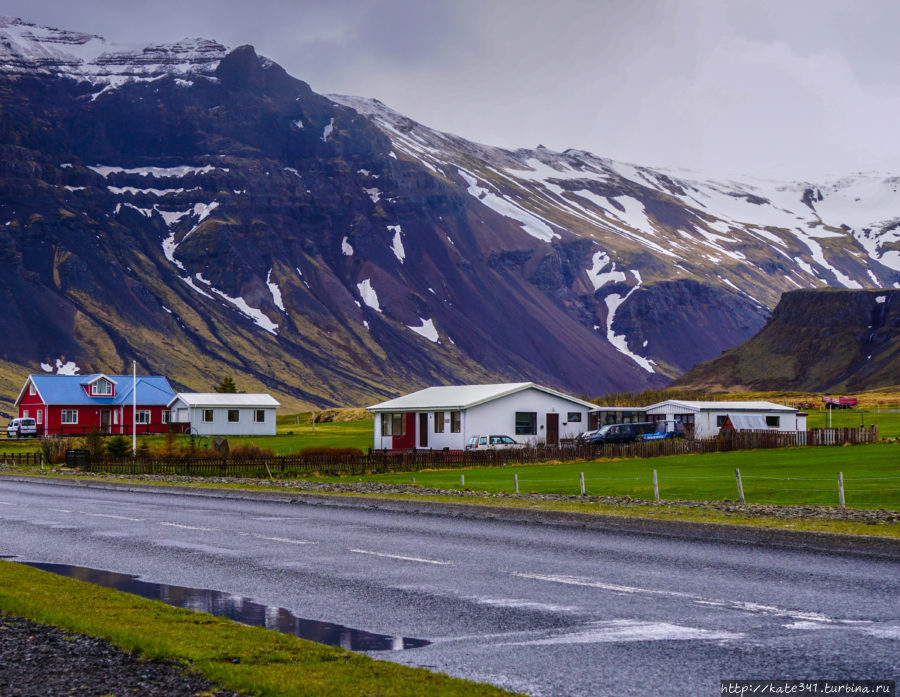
252;534;315;546
349;549;452;565
513;572;834;623
49;508;72;513
159;522;218;531
84;513;144;522
0;501;20;506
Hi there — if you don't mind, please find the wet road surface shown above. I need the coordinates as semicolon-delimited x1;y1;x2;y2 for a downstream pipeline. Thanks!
0;477;897;696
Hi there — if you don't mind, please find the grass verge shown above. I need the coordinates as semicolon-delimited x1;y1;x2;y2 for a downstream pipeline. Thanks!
0;560;518;697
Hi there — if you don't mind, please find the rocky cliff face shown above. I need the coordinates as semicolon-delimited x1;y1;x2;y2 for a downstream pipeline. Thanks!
672;290;900;392
0;17;897;410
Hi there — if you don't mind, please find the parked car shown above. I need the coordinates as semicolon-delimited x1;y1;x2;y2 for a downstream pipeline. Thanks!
584;422;656;445
6;417;37;439
465;435;520;451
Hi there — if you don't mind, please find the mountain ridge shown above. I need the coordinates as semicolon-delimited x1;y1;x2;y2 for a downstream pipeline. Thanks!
0;17;897;413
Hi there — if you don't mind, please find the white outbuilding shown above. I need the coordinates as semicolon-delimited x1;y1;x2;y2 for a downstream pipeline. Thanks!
167;393;280;436
367;382;597;450
643;400;807;439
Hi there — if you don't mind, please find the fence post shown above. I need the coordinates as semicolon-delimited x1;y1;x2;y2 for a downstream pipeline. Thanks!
838;472;845;509
652;469;659;502
460;474;465;488
580;471;585;496
514;473;519;494
735;468;745;504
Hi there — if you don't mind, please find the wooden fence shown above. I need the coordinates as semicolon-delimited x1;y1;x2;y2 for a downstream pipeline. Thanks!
83;426;880;478
0;452;42;466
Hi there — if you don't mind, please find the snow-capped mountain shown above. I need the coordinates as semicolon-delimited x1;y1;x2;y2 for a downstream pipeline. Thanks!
0;18;897;411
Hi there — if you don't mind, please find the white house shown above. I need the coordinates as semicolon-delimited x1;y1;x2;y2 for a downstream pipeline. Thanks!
167;393;280;436
643;400;807;439
367;382;597;450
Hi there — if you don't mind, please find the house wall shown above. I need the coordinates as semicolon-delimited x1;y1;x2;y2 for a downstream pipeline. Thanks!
645;403;803;438
18;402;168;435
184;405;277;437
372;387;593;450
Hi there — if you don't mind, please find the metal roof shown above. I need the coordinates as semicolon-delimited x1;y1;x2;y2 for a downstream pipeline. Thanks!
644;400;798;413
368;382;597;412
167;393;281;408
18;374;174;407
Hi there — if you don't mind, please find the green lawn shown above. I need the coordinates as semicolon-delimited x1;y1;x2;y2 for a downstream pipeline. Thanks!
806;407;900;437
318;443;900;510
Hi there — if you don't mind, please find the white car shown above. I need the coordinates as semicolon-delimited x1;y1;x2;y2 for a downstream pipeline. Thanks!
7;417;37;439
465;435;520;451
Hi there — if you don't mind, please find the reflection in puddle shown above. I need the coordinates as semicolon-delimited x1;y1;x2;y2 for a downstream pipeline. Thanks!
21;561;429;652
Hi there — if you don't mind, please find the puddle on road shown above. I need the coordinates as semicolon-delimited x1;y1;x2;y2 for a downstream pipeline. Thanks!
20;561;430;652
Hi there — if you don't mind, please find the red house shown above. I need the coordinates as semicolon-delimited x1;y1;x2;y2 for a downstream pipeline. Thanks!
15;374;176;436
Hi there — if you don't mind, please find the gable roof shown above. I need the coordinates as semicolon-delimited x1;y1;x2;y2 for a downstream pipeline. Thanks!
17;374;175;407
368;382;597;412
644;400;798;413
167;393;281;408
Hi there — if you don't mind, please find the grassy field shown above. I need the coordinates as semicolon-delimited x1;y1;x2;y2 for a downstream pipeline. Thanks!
318;443;900;510
805;407;900;436
0;561;516;697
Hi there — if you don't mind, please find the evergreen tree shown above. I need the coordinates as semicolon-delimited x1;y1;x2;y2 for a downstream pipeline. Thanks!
214;376;238;393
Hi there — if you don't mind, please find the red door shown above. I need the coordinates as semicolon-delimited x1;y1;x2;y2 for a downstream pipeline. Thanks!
546;413;559;446
419;413;428;448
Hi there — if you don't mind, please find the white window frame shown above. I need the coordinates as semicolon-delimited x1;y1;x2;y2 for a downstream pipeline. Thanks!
227;409;240;423
61;409;78;425
162;410;170;424
92;379;112;396
135;410;151;425
202;409;214;423
36;411;42;425
254;409;265;423
28;383;35;396
22;409;29;418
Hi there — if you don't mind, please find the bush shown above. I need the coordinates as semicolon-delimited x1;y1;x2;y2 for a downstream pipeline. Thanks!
106;436;131;457
297;446;364;458
40;437;76;466
228;444;276;458
79;429;105;459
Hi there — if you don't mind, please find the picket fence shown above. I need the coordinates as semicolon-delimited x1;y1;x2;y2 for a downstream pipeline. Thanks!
82;427;880;478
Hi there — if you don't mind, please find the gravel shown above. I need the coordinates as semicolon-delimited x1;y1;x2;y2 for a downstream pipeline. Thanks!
0;615;244;697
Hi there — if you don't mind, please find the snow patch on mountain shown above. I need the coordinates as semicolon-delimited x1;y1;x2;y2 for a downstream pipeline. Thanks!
341;237;354;256
89;164;223;177
408;317;439;343
457;168;559;243
587;252;627;291
266;269;285;312
603;270;654;373
363;187;381;203
388;225;405;263
357;278;382;312
322;117;335;142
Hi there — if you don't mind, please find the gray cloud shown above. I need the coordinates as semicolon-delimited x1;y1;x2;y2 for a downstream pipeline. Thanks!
4;0;899;179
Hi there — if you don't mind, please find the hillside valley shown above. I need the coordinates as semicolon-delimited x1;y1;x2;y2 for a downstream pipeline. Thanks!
0;17;898;411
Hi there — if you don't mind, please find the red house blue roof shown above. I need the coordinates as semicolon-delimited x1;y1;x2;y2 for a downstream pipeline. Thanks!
19;374;175;407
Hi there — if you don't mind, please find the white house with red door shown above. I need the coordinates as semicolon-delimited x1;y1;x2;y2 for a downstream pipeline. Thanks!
367;382;597;451
14;373;175;436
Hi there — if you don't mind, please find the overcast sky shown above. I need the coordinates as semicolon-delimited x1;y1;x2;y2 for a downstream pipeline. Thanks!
5;0;900;179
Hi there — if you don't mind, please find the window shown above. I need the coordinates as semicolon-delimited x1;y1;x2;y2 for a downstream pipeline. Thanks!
254;409;265;423
765;415;780;428
135;410;150;424
515;412;537;435
567;412;581;422
450;411;461;433
227;410;240;423
162;410;170;424
28;384;35;396
61;410;78;425
93;379;112;396
716;415;727;427
434;411;445;433
202;409;214;423
36;411;42;425
380;413;405;436
22;410;29;418
113;410;119;425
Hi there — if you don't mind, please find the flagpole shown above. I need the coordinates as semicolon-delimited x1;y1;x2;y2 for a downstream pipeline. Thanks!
132;361;137;455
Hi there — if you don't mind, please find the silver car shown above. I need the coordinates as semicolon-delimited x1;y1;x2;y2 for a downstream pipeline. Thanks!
7;417;37;438
465;434;520;451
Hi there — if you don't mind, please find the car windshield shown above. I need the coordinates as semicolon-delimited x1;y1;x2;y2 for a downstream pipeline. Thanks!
21;419;35;425
500;436;516;444
596;425;612;435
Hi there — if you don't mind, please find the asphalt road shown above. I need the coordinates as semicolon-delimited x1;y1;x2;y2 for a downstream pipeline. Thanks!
0;476;897;697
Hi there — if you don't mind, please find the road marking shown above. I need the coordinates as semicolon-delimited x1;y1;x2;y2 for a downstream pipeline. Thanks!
349;549;452;565
84;513;144;521
513;572;834;623
252;534;315;545
49;508;72;513
160;522;218;531
0;501;20;506
501;620;742;645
